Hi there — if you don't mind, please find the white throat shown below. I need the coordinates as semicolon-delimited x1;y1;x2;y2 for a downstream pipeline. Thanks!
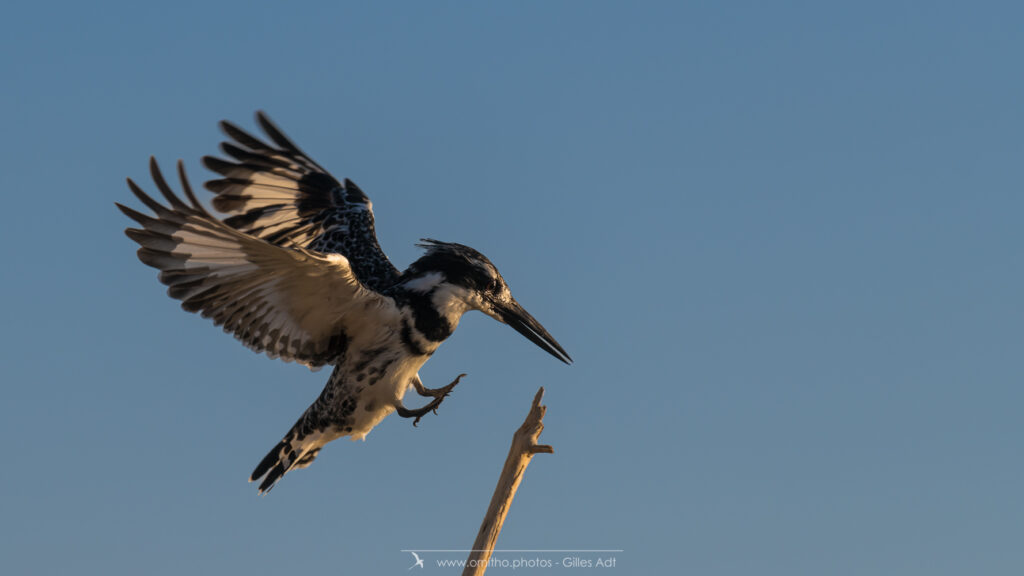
430;282;481;328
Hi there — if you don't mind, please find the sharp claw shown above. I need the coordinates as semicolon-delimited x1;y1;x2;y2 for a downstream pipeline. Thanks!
401;373;467;426
415;373;467;398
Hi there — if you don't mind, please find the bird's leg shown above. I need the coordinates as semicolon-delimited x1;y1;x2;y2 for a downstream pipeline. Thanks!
396;373;466;426
413;373;466;398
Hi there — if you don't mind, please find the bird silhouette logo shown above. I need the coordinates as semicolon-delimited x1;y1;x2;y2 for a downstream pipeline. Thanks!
408;551;425;570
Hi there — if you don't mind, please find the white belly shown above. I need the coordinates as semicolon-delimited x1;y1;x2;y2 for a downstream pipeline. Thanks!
345;354;428;441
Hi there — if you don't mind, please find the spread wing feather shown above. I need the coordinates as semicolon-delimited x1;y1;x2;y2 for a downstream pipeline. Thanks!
202;112;400;292
117;158;398;368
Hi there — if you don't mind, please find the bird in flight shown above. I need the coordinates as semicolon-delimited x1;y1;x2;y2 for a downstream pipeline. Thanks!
117;112;571;493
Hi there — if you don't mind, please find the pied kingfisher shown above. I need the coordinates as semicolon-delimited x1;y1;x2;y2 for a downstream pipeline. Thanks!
117;112;571;493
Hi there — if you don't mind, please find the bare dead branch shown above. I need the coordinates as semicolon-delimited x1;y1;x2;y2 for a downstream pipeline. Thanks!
463;387;553;576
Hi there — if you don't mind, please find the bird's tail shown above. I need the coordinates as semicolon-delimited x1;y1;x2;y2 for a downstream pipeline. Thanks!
250;416;335;494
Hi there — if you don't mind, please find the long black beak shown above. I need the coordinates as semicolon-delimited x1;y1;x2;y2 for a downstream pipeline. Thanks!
497;299;572;364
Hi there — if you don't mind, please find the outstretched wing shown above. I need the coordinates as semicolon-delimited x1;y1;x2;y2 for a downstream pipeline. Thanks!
117;158;399;368
203;111;400;292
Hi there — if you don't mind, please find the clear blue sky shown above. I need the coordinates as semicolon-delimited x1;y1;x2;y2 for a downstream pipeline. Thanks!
2;1;1023;574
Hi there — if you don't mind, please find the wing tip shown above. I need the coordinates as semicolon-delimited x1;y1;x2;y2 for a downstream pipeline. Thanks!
202;155;232;174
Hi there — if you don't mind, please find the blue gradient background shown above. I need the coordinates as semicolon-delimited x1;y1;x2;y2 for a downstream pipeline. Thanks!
2;2;1023;574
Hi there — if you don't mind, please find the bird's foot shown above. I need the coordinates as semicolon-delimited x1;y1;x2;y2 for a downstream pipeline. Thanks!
414;373;466;398
398;373;466;426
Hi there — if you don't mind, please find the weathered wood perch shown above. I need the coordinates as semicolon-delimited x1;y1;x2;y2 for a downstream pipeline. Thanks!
463;387;553;576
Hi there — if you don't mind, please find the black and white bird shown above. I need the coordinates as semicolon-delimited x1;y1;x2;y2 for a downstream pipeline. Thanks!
117;112;571;493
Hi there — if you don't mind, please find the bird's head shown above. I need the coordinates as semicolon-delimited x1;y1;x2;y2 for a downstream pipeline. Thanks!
401;239;572;364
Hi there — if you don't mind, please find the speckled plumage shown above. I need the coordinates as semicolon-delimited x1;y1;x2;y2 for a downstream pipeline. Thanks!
203;113;400;292
118;112;571;494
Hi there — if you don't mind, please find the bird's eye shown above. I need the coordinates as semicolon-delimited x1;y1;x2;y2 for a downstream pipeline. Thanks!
487;278;500;293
